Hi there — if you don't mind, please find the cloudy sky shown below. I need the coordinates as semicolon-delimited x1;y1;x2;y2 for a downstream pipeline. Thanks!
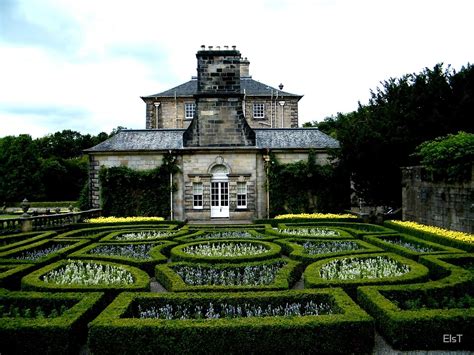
1;0;473;138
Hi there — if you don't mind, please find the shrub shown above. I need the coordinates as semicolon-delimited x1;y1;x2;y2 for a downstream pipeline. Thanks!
155;258;302;292
88;289;374;355
266;226;353;239
0;290;104;355
0;231;56;253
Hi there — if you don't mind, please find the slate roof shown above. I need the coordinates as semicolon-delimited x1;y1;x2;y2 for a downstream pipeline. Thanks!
85;128;339;152
142;77;302;99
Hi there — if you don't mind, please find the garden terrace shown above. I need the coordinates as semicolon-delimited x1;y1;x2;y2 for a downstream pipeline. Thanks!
88;289;374;355
0;220;472;353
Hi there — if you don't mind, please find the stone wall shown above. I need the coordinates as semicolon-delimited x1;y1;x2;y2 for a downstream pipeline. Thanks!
401;166;473;233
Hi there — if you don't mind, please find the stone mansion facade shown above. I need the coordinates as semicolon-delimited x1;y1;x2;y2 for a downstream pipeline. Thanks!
86;46;339;221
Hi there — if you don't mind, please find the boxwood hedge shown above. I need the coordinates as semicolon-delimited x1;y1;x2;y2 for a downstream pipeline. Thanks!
0;231;56;253
279;222;396;238
88;289;374;355
266;226;353;239
155;258;302;292
0;290;104;355
0;264;36;289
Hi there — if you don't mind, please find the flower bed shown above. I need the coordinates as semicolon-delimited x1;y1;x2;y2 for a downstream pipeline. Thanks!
100;229;182;242
275;238;383;263
274;213;358;220
267;226;352;239
385;220;474;251
0;231;56;253
21;259;149;295
280;222;396;238
363;233;465;260
85;216;165;223
0;290;104;355
155;258;301;292
170;240;281;263
69;241;176;274
175;229;270;242
88;289;374;355
0;239;89;265
304;253;430;296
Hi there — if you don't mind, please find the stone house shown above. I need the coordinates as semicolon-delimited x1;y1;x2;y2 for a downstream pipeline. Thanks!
86;46;339;221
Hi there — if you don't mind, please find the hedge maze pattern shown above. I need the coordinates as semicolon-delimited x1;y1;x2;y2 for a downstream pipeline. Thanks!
0;220;473;354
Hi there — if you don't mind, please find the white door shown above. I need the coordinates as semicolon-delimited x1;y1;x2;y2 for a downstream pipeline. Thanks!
211;181;229;218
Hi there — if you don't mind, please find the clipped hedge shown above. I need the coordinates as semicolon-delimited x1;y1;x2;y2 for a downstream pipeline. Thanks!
68;240;177;275
0;290;104;355
0;231;56;253
174;228;272;242
170;239;282;264
275;238;383;264
21;259;150;296
99;228;185;242
88;289;374;355
279;221;397;238
0;264;36;289
155;258;302;292
362;233;465;260
358;265;474;351
266;226;353;239
304;253;430;296
54;224;173;240
0;239;90;265
384;220;474;252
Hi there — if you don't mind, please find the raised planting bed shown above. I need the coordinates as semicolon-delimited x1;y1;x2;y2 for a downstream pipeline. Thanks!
417;253;474;289
53;224;175;240
0;290;104;355
278;222;396;238
99;228;184;242
0;231;56;253
155;258;302;292
21;259;149;296
170;239;281;264
362;233;465;260
358;283;474;350
304;253;430;296
68;240;177;274
0;239;90;265
175;228;271;242
384;220;474;252
275;238;383;263
267;226;353;239
88;289;374;355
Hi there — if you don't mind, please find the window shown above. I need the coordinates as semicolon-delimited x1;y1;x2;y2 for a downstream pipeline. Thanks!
236;182;247;208
185;103;196;119
193;182;203;209
253;103;265;119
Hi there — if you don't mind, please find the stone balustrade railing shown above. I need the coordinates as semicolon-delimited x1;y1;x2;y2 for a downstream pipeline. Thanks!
0;209;102;233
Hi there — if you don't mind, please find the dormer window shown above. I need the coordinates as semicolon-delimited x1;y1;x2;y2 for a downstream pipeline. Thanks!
185;103;196;120
253;103;265;119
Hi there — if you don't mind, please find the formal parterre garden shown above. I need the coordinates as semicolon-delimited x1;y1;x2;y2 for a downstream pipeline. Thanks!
0;215;473;354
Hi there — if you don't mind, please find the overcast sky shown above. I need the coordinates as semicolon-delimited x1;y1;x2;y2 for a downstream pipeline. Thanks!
1;0;473;138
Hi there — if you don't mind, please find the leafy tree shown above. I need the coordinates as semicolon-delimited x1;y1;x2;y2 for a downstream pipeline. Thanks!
414;131;474;182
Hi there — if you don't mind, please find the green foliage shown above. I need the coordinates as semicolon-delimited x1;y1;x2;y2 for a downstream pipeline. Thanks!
0;291;104;355
88;289;374;355
322;63;474;206
415;131;474;182
0;130;110;203
268;150;350;216
99;153;179;217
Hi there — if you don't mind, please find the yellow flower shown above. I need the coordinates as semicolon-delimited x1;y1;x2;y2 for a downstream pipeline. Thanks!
85;216;164;223
274;213;357;220
391;220;473;244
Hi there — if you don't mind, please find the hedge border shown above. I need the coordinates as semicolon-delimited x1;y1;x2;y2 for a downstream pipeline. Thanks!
0;264;36;289
54;224;175;240
68;240;177;275
99;228;186;242
0;231;56;253
170;239;282;264
174;228;273;242
357;254;474;351
304;253;430;296
88;288;374;355
362;233;466;260
266;226;353;240
274;238;384;264
21;259;150;295
279;222;397;238
384;221;473;252
0;239;90;265
155;258;302;292
254;218;362;226
0;290;105;355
